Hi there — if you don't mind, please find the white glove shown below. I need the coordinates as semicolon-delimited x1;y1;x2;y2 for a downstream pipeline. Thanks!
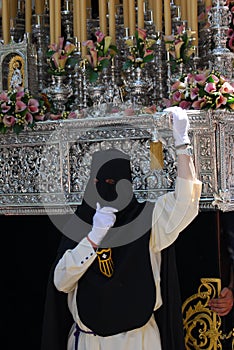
165;106;190;147
88;202;118;246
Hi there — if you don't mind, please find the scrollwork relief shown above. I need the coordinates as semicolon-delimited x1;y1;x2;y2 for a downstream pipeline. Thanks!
182;278;233;350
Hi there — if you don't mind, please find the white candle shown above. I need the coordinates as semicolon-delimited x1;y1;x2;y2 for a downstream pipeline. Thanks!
123;0;129;30
80;0;87;57
73;0;81;41
164;0;171;35
99;0;107;35
180;0;187;21
186;0;192;29
54;0;61;41
49;0;55;44
2;0;10;44
35;0;45;14
129;0;136;36
154;0;162;32
108;0;116;43
191;0;198;46
10;0;17;19
25;0;32;33
137;0;144;29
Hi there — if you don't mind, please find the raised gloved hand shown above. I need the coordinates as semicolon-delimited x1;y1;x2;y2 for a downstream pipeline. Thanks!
88;202;118;246
165;106;190;147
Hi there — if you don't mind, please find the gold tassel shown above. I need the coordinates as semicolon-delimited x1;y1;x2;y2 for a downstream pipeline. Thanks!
150;140;164;170
96;248;114;278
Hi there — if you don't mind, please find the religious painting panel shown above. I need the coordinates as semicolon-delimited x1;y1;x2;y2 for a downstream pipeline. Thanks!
0;38;28;91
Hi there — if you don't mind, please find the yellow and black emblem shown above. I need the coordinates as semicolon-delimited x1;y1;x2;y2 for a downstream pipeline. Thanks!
96;248;114;278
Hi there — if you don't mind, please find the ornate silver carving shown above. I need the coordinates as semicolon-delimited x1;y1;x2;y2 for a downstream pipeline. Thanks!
0;110;233;214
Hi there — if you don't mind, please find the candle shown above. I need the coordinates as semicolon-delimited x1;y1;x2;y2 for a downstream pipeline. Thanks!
25;0;32;33
129;0;136;36
186;0;192;29
73;0;81;41
80;0;87;57
35;0;45;14
164;0;171;35
180;0;187;21
108;0;116;43
2;0;10;44
99;0;107;35
154;0;162;32
10;0;17;19
137;0;144;29
148;0;153;10
123;0;129;30
54;0;61;41
49;0;55;44
191;0;198;46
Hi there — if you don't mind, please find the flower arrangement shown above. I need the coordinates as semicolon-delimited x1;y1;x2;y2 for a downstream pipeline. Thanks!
164;24;196;70
163;69;234;111
123;28;156;70
82;30;118;83
46;37;76;76
0;87;47;134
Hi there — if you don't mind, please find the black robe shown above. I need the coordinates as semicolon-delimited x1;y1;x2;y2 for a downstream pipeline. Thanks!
40;235;185;350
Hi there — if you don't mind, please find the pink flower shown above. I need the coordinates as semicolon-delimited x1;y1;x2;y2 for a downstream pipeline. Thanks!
172;90;183;102
95;30;105;43
228;36;234;51
28;98;39;113
176;24;185;35
3;115;16;127
215;94;227;108
192;98;207;109
204;82;217;93
0;91;9;102
194;73;207;85
219;81;234;94
1;102;11;113
171;80;186;91
16;89;25;99
190;87;199;100
25;112;33;124
48;37;64;52
64;42;76;55
143;49;153;58
179;101;192;109
86;47;98;68
174;40;184;59
15;100;27;112
83;40;95;49
209;74;219;84
52;51;68;69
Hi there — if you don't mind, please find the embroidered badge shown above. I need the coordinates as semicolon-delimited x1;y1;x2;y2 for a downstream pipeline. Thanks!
96;248;114;277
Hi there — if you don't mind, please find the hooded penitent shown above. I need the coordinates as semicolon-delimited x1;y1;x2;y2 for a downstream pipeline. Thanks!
41;148;186;350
